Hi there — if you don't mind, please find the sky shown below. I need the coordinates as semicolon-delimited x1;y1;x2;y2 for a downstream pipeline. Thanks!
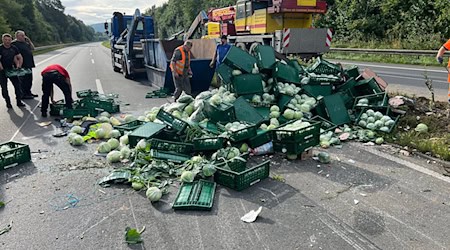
61;0;168;25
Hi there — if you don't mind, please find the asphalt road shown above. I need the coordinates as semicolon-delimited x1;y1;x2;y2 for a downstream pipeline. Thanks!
333;60;449;101
0;43;450;249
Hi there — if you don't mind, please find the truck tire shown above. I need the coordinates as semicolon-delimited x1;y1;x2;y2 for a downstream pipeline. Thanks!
112;57;121;72
236;43;247;52
122;61;132;79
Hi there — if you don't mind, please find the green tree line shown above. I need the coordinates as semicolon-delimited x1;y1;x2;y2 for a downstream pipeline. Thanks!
0;0;94;46
145;0;450;49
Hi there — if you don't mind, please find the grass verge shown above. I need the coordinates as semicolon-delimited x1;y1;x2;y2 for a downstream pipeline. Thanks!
323;52;440;67
101;40;111;49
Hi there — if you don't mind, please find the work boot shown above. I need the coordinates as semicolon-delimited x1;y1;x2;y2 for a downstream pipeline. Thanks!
17;101;25;107
22;95;34;99
6;103;12;109
31;93;38;97
41;112;47;117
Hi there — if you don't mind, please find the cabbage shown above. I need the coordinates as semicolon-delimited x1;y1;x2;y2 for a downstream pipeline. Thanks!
232;70;242;76
366;130;375;139
95;128;106;139
267;124;276;130
110;117;121;126
100;123;113;138
252;95;261;103
98;116;110;123
415;123;428;133
136;139;147;151
110;130;121;139
70;125;83;134
385;120;395;127
98;142;112;154
240;143;249;153
320;141;331;148
120;146;132;159
374;111;383;120
270;118;279;126
70;135;84;146
191;156;204;164
181;171;195;182
202;164;216;177
366;109;375;117
106;150;121;163
72;120;82;126
0;145;11;153
146;187;162;202
283;109;295;120
375;137;384;144
294;111;303;120
287;154;298;160
209;94;222;106
124;115;136;123
380;115;391;123
100;111;111;118
374;120;384;128
318;152;331;163
132;182;144;190
358;98;369;105
137;116;146;121
107;138;120;150
379;126;390;132
300;104;311;113
270;111;280;118
367;117;375;124
184;105;195;116
120;135;129;145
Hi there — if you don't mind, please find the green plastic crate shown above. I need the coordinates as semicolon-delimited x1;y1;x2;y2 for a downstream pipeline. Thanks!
272;121;321;143
76;89;99;98
149;138;193;154
353;93;389;110
82;98;120;113
231;74;264;96
0;141;31;170
272;61;300;84
355;107;401;133
156;109;189;134
233;97;265;125
172;180;216;210
214;160;270;191
217;63;234;86
310;116;337;134
253;45;276;70
277;94;294;111
113;120;146;135
307;58;342;75
302;84;333;98
154;127;185;142
128;122;166;148
323;94;351;125
288;59;305;74
221;123;257;142
248;130;272;148
193;137;225;152
214;152;249;173
255;107;271;120
345;65;360;79
337;78;359;97
50;100;82;117
273;136;319;155
223;46;257;73
149;149;190;164
354;78;384;96
203;100;236;123
63;108;96;119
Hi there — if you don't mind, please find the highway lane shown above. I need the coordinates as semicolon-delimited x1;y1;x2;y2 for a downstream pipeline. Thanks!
332;59;449;101
1;43;450;249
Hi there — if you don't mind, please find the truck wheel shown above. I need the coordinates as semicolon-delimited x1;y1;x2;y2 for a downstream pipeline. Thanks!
122;61;132;79
249;43;261;55
112;58;121;72
236;43;247;52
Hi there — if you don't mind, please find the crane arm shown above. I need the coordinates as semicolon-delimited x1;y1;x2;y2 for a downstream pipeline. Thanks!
183;10;209;41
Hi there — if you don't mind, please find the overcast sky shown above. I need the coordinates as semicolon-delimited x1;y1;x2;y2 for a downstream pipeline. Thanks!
61;0;167;25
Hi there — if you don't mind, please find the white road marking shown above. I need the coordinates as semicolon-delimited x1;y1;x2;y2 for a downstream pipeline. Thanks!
353;143;450;184
91;59;95;64
35;48;74;66
90;53;92;56
96;79;104;94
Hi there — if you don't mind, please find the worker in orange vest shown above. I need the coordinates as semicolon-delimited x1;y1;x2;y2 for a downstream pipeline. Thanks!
170;41;193;101
436;40;450;104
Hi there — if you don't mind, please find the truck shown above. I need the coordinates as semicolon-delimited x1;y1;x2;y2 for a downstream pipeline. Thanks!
106;9;155;79
184;0;332;58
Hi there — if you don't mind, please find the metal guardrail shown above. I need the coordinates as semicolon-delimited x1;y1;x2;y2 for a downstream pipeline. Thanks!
330;48;444;56
34;42;82;52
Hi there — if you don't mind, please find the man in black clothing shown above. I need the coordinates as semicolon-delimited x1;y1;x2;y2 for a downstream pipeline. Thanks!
0;33;24;108
13;30;36;99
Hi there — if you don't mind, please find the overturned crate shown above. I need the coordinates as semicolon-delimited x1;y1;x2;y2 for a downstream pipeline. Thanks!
0;141;31;171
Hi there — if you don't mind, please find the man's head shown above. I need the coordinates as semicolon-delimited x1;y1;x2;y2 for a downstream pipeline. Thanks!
184;40;193;52
220;35;228;45
15;30;26;42
2;33;12;47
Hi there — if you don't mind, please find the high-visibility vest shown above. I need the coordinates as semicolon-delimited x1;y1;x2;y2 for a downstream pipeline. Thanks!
170;46;190;76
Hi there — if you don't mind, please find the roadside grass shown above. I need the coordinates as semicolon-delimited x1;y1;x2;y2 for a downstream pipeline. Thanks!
102;40;111;49
323;52;440;67
384;96;449;161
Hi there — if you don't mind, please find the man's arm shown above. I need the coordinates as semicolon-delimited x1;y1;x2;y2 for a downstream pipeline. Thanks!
25;36;35;50
171;49;182;78
210;49;217;68
14;54;23;68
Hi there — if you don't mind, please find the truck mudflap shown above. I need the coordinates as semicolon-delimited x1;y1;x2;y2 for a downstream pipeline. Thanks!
142;39;216;96
279;28;331;55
